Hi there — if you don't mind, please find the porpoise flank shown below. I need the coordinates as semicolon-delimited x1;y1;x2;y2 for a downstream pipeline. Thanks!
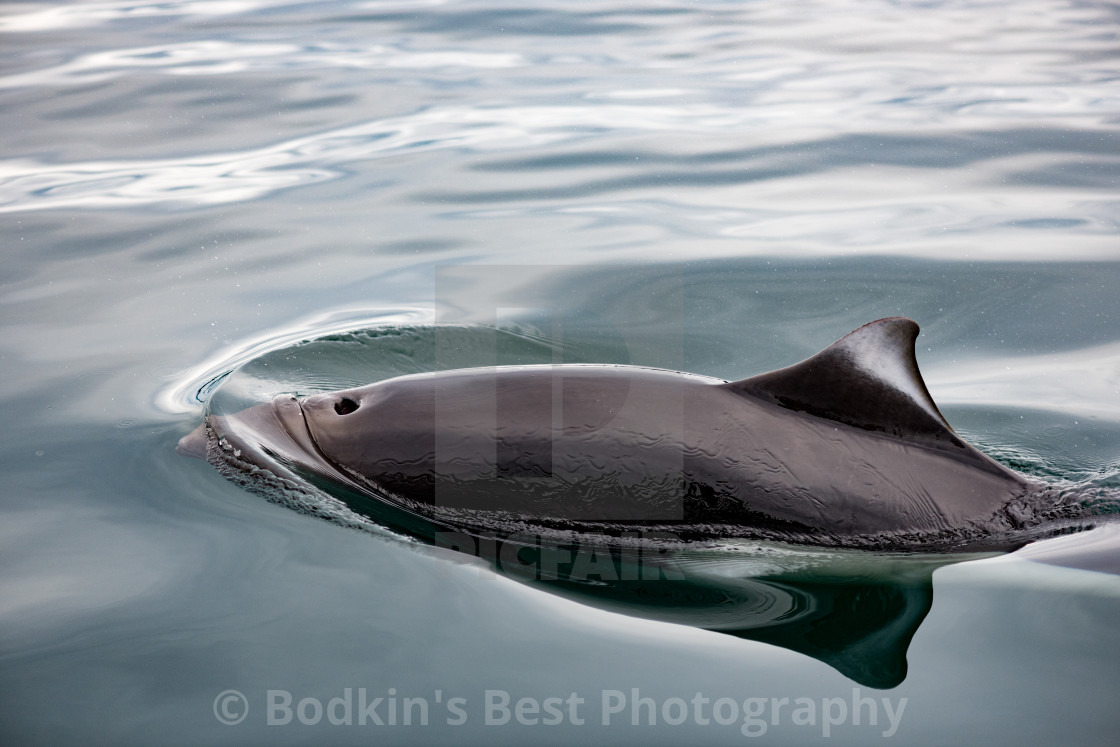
179;317;1062;548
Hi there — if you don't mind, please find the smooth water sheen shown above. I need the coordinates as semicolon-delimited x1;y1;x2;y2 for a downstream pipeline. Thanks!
2;1;1119;745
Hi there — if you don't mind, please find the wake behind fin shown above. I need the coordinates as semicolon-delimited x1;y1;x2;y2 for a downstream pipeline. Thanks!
728;318;963;447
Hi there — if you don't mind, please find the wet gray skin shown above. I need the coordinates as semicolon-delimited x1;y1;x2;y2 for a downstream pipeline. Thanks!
181;317;1064;548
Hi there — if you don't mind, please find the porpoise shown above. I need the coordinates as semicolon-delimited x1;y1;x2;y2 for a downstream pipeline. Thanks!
180;317;1073;548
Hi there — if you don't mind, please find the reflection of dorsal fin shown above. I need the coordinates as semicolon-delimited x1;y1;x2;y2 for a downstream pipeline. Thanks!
728;318;963;447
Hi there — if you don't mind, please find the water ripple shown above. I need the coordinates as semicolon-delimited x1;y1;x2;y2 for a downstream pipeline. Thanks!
0;0;277;32
2;101;1117;226
0;0;1116;262
0;40;526;89
929;341;1120;421
0;102;842;212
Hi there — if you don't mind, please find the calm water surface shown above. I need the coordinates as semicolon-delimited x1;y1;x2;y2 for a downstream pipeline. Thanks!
2;1;1119;744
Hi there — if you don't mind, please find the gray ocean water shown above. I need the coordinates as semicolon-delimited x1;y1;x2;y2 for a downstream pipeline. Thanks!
2;1;1119;744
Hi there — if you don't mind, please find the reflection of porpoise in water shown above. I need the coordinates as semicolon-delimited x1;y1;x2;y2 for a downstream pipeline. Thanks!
429;533;956;689
180;317;1077;547
179;317;1106;688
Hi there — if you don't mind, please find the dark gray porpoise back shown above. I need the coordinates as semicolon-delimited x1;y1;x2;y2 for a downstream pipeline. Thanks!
295;318;1028;537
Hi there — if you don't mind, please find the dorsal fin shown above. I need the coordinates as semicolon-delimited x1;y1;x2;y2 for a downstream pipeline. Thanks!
729;318;963;447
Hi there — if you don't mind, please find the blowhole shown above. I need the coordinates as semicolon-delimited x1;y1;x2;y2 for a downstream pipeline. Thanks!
334;397;359;415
